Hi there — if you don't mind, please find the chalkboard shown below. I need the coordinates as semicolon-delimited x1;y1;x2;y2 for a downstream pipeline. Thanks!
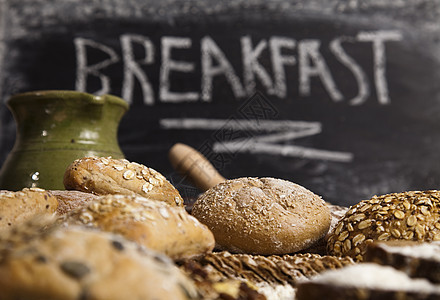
1;0;440;206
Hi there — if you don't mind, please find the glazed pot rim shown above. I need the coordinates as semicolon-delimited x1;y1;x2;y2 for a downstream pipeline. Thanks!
8;90;129;110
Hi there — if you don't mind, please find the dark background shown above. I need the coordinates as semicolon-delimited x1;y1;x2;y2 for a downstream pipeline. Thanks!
1;0;440;206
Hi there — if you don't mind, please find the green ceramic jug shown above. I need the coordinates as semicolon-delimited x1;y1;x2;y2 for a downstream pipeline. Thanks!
0;90;129;191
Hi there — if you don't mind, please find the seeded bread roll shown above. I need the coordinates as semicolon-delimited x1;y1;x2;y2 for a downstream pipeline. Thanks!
0;188;58;230
65;194;215;260
296;263;440;300
364;241;440;284
50;190;99;215
192;177;331;255
327;190;440;261
0;217;198;300
63;156;184;206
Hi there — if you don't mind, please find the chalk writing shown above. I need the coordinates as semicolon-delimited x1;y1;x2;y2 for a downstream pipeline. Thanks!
357;31;403;105
160;37;199;103
269;37;296;98
330;36;369;105
120;34;155;105
74;30;403;105
75;38;119;96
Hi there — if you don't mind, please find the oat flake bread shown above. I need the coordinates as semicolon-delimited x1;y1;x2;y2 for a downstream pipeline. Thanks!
0;188;58;231
192;177;331;255
65;194;215;260
0;217;198;300
327;190;440;261
63;156;184;206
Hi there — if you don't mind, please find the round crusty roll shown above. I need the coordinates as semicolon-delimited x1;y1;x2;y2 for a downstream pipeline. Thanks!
327;190;440;262
301;202;349;255
0;188;58;231
63;156;184;206
0;217;198;300
65;194;215;260
191;177;331;255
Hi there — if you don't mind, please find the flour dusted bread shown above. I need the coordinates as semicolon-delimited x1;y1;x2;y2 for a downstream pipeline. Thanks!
65;194;215;260
192;177;331;255
63;156;184;206
296;263;440;300
301;202;349;254
0;217;198;300
364;241;440;284
0;188;58;230
327;190;440;261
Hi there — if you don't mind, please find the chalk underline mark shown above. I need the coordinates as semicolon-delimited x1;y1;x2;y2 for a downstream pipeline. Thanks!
160;118;354;163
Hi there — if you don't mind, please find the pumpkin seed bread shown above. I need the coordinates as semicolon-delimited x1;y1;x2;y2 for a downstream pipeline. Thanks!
327;190;440;261
65;194;215;260
63;156;184;206
0;217;198;300
192;177;331;255
0;188;58;231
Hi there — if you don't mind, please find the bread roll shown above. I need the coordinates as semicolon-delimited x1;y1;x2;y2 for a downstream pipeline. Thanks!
301;202;349;255
50;190;99;215
192;177;331;255
0;217;198;300
327;190;440;261
364;240;440;283
0;188;58;231
63;156;184;206
296;263;440;300
65;194;215;260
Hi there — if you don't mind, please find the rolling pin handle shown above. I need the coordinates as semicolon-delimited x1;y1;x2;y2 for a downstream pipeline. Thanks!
168;143;226;191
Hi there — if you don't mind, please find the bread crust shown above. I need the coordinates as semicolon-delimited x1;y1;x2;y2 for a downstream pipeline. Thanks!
50;190;99;215
181;251;354;286
0;218;198;300
63;156;184;206
66;194;215;260
192;177;331;255
0;188;58;231
301;202;349;255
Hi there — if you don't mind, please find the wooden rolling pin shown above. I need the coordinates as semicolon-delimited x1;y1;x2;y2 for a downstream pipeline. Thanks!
168;143;226;191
